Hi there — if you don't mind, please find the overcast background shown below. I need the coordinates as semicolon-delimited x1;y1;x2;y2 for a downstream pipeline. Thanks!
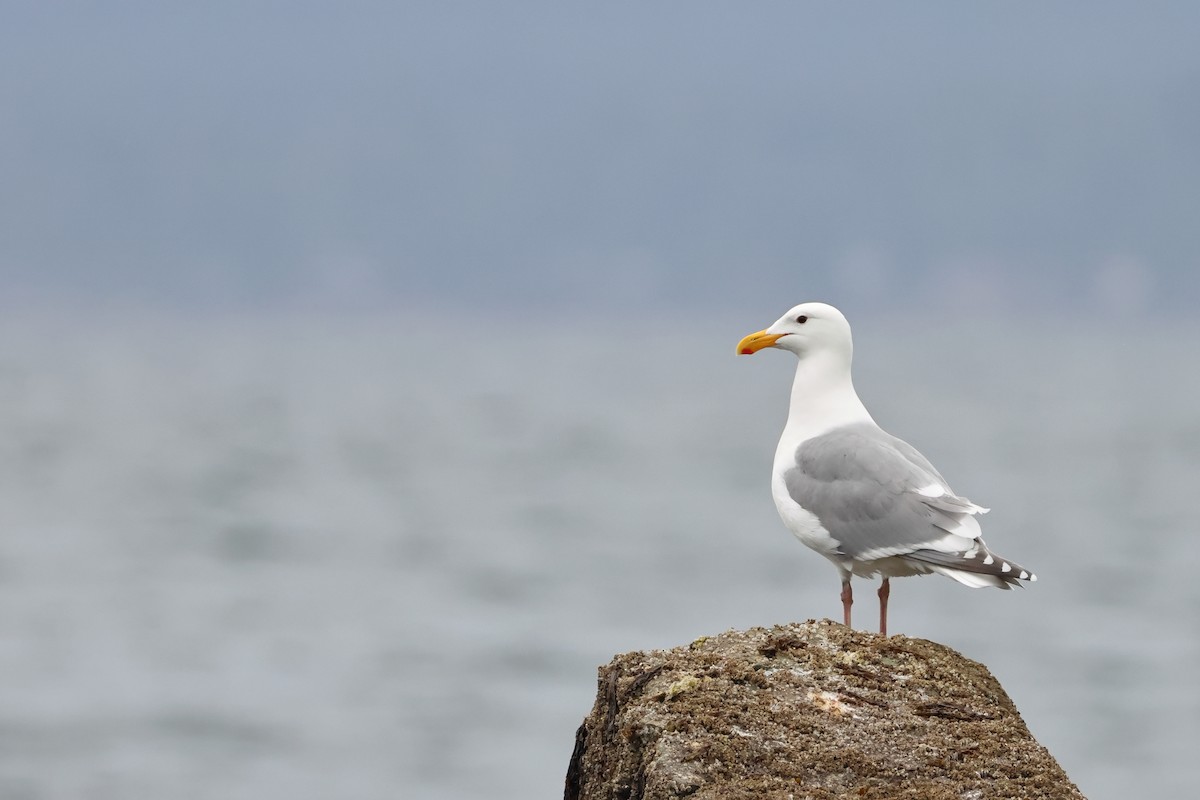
2;4;1199;800
3;2;1199;318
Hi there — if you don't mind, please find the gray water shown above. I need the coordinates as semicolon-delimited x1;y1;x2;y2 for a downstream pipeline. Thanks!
0;312;1196;799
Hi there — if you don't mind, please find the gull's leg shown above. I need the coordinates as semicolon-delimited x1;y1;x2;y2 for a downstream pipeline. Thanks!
878;577;890;637
840;578;853;628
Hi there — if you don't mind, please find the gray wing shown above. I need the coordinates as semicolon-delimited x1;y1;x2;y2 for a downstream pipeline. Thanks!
784;423;981;559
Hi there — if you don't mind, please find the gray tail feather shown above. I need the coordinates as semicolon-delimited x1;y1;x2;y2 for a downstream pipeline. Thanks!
905;544;1036;587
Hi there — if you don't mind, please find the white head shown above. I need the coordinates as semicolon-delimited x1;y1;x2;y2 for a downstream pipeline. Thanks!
736;302;854;363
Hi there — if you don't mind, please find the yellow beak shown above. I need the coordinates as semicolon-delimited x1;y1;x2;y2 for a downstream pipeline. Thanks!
736;330;786;355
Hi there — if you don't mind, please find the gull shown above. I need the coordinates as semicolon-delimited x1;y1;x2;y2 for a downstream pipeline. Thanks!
737;302;1034;635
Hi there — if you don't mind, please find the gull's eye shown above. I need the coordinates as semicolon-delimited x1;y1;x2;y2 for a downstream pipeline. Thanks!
795;315;808;324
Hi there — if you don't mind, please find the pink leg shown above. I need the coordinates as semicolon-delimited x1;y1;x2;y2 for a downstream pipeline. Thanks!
840;579;853;628
878;578;890;637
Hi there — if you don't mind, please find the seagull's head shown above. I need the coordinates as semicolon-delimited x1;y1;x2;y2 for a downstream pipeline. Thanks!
736;302;853;361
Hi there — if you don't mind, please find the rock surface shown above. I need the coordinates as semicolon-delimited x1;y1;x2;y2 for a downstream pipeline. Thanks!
565;620;1084;800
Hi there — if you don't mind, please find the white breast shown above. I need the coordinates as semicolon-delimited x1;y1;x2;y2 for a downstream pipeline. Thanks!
768;359;876;569
770;456;841;557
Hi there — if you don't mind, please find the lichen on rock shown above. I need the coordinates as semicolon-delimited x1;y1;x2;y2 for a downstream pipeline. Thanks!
565;620;1085;800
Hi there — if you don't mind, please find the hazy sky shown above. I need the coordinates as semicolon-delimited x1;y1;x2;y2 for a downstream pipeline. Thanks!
3;2;1199;317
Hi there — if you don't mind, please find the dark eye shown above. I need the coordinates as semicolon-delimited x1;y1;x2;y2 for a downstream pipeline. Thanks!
795;315;808;324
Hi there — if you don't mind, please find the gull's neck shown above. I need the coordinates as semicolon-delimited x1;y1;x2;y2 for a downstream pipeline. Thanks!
780;350;875;445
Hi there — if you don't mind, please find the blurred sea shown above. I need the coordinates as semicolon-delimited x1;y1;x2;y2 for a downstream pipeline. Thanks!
0;311;1197;800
